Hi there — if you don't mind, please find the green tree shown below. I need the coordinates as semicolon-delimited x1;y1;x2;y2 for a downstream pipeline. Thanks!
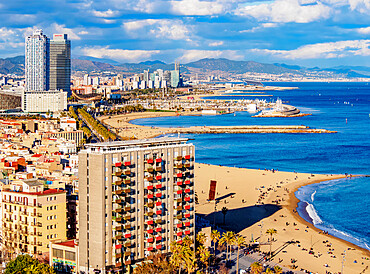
274;265;283;274
5;254;55;274
266;228;277;260
210;230;220;255
235;235;246;273
250;262;263;274
219;231;235;263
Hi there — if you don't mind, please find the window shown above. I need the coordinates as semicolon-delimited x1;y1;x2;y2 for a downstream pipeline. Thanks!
53;248;63;258
65;251;75;261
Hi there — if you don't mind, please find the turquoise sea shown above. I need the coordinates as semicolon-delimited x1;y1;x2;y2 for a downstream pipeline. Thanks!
132;82;370;250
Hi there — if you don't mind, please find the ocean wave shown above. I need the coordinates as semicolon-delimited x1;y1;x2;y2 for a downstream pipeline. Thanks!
305;203;323;225
311;190;316;202
329;228;370;251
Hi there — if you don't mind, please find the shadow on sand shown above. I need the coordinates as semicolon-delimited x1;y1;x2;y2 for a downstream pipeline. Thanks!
198;204;282;234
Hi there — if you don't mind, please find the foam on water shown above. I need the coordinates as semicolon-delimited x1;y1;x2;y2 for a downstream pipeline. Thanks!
305;203;323;225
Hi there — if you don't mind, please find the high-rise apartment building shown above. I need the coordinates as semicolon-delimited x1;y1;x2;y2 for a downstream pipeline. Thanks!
49;34;71;93
2;180;67;258
25;30;49;91
78;138;195;273
21;90;67;113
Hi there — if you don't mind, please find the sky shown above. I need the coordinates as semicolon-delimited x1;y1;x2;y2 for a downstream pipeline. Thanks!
0;0;369;67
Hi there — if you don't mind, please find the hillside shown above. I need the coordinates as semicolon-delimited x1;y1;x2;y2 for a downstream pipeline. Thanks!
1;55;369;78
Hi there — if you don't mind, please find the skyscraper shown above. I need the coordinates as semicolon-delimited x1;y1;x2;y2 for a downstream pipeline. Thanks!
25;30;49;91
49;34;71;93
78;138;195;273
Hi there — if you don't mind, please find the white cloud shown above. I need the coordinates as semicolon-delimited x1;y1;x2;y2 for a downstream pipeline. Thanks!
251;40;370;59
240;22;278;33
171;0;227;15
92;9;119;18
357;27;370;34
79;46;161;62
78;31;89;35
123;19;191;40
178;50;244;63
51;23;81;40
209;41;224;47
236;0;331;23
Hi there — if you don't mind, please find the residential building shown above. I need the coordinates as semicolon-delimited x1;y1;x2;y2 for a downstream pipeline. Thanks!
21;90;67;113
49;34;71;94
2;180;67;259
0;91;21;110
25;29;49;92
78;137;195;273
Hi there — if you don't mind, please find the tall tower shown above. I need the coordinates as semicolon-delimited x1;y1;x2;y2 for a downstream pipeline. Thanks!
49;34;71;93
25;29;49;91
78;138;195;273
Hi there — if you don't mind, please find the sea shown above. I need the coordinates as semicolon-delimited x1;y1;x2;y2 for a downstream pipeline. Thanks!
131;82;370;251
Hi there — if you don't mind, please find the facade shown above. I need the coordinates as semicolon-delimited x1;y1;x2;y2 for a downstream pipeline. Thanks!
21;90;67;113
2;180;67;258
0;91;21;110
43;130;84;146
25;29;49;92
78;137;195;273
49;34;71;93
50;240;79;273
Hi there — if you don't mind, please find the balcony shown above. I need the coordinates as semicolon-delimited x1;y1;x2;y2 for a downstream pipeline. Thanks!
124;233;131;239
124;215;131;221
115;225;123;230
124;170;131;176
124;251;131;256
155;175;162;181
184;222;191;227
176;205;182;211
37;242;42;246
155;193;163;198
184;189;191;194
116;216;123;222
124;224;131;230
184;205;191;210
146;168;154;174
155;219;163;224
176;190;182;195
124;161;131;167
155;236;162;241
176;198;182;203
124;179;131;185
185;155;191;160
184;180;191;185
147;185;154;190
145;202;154;208
177;223;183;228
148;246;154;252
185;213;191;218
145;211;154;217
115;199;123;204
176;231;183;237
115;162;122;167
123;188;131;194
184;163;191;168
185;230;191;235
156;210;162;215
115;208;123;214
155;227;162;233
175;156;182;161
114;180;123;186
155;183;162;189
147;220;154;225
147;238;154;243
114;189;123;195
20;211;28;216
124;205;131;211
124;241;131;247
147;229;154;234
176;164;183;169
155;158;162;163
176;214;182;220
31;222;42;227
147;194;154;199
155;201;162;206
146;176;154;181
147;159;154;164
184;197;191;202
176;173;183;178
114;171;122;177
125;260;132;266
115;234;123;240
155;167;162;172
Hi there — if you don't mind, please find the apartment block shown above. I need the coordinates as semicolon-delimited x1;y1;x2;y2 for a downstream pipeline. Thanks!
78;137;195;273
2;179;67;259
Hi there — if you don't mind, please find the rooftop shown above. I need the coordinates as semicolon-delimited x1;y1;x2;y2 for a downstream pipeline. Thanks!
54;240;78;248
83;137;190;153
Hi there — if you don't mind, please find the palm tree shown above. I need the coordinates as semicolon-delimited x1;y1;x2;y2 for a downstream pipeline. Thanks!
250;261;263;274
219;231;235;263
197;244;210;272
196;232;207;246
210;230;220;255
221;207;228;225
170;241;184;274
265;228;277;260
235;235;246;273
274;265;283;274
265;268;274;274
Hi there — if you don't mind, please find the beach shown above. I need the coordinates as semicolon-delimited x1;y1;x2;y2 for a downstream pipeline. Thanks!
102;111;370;273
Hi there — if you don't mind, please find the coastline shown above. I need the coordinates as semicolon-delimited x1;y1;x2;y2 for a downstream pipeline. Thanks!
101;112;370;273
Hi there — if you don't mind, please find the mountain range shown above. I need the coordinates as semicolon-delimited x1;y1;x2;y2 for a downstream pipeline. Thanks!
1;56;369;78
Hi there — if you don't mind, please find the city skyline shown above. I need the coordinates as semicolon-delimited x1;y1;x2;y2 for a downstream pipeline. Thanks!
0;1;369;67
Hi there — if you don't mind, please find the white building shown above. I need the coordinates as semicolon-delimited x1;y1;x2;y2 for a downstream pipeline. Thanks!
25;29;49;91
60;117;77;131
21;90;67;113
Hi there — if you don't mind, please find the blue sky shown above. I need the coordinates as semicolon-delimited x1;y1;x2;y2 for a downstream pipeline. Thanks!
0;0;369;67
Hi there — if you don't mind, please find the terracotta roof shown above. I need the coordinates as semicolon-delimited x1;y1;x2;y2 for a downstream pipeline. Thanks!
55;240;78;247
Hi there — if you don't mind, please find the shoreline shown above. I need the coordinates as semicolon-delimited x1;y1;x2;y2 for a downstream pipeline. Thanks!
100;112;370;272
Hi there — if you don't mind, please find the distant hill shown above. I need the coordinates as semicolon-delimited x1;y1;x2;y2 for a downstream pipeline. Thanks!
1;55;370;78
185;58;300;74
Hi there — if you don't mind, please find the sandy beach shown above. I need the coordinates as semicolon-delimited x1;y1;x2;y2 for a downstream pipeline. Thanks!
102;112;370;273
